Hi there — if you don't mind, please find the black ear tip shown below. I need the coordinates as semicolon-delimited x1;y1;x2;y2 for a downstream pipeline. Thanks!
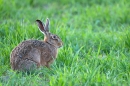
36;20;41;22
36;20;43;25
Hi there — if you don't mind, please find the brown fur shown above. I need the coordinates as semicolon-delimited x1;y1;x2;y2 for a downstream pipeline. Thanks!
10;19;63;71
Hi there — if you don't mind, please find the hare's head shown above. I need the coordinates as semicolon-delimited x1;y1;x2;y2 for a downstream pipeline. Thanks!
36;18;63;48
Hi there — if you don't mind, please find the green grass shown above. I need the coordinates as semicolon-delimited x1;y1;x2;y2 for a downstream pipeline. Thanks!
0;0;130;86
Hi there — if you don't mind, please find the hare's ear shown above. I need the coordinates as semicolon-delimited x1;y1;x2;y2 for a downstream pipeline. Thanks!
36;20;47;35
45;18;50;32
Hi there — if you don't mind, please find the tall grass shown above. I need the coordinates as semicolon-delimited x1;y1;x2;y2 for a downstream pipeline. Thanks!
0;0;130;86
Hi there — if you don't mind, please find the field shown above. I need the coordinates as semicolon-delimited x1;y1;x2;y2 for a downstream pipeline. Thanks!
0;0;130;86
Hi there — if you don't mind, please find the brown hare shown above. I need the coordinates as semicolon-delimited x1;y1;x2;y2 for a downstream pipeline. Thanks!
10;18;63;71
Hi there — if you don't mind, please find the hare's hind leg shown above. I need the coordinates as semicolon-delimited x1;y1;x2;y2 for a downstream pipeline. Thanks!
18;59;37;71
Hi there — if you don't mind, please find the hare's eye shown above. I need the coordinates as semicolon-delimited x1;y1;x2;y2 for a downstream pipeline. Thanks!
52;35;56;39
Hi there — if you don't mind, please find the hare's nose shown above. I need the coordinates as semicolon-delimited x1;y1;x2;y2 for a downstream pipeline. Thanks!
60;42;63;47
58;42;63;48
61;42;63;46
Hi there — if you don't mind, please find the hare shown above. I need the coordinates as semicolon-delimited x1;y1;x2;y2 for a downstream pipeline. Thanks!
10;18;63;71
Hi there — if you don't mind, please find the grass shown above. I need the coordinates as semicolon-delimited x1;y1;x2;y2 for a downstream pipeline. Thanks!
0;0;130;86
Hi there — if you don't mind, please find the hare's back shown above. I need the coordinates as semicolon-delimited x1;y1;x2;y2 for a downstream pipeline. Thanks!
10;40;47;59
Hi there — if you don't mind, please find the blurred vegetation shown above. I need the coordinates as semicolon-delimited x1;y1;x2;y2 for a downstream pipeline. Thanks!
0;0;130;86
